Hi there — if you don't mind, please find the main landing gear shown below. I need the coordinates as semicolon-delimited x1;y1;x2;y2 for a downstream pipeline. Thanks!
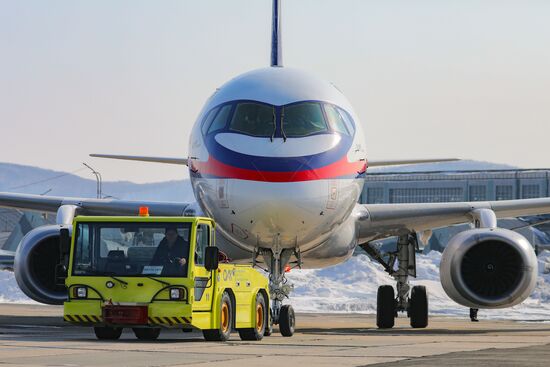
362;233;428;329
253;245;301;337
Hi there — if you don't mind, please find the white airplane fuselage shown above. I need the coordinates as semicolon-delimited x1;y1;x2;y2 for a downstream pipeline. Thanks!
188;67;367;268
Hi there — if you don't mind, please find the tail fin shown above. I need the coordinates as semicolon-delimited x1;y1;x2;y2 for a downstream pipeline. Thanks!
271;0;282;67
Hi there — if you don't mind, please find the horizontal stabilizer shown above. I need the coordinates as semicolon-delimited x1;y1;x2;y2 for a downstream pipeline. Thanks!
368;158;460;167
90;154;188;166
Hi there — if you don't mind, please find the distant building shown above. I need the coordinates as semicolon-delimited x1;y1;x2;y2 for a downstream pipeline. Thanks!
360;169;550;253
361;169;550;204
0;209;55;251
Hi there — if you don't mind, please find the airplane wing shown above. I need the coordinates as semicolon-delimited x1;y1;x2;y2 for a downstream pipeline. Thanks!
0;192;191;217
355;197;550;243
367;158;459;167
90;154;188;166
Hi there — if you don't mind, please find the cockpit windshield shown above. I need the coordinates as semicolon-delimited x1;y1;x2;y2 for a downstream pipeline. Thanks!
282;102;328;137
229;102;275;137
72;222;192;277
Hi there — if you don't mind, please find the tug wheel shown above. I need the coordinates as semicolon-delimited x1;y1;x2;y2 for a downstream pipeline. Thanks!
203;291;233;341
238;292;267;341
94;326;122;340
133;328;161;340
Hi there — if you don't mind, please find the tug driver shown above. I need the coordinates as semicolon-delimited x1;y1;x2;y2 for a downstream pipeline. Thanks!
151;226;190;276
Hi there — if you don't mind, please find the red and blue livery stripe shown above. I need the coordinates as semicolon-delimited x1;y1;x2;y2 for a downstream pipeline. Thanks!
189;134;367;182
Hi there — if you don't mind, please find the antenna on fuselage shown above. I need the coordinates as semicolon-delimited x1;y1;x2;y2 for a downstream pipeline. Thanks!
271;0;282;67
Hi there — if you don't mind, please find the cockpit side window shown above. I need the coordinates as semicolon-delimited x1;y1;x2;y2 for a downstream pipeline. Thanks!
324;104;350;136
201;107;220;135
337;107;355;136
282;102;328;137
229;103;275;137
207;104;232;134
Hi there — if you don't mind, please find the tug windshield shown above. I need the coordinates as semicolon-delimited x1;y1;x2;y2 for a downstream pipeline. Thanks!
72;222;192;277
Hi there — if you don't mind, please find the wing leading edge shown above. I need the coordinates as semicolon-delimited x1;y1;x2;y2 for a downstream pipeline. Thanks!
0;192;191;217
90;154;188;166
355;197;550;243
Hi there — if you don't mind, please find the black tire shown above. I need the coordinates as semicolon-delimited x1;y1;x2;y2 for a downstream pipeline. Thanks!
132;328;161;340
409;285;428;328
264;310;273;336
203;291;233;341
376;285;395;329
94;326;123;340
238;293;267;341
279;305;295;337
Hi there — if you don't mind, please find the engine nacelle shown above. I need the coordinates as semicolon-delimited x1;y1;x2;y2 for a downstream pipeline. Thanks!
440;227;537;309
14;225;71;305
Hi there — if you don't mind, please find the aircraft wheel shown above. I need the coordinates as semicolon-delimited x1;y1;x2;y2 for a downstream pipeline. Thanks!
203;291;233;341
409;285;428;328
94;326;123;340
133;328;161;340
279;305;295;337
264;310;273;336
238;292;267;341
376;285;395;329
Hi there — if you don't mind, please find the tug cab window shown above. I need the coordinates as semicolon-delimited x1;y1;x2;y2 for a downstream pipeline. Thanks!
194;224;210;265
324;104;350;135
282;102;328;137
229;102;275;137
72;222;192;277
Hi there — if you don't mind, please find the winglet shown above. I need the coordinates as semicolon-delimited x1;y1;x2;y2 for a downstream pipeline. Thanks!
90;154;188;166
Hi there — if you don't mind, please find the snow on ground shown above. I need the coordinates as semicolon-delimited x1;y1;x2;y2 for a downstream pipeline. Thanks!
3;251;550;319
287;251;550;321
0;270;36;304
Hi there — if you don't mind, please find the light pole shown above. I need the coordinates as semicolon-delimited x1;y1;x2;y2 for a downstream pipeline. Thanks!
82;162;102;199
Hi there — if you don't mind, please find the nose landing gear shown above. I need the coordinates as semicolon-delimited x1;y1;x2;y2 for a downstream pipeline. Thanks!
254;246;300;337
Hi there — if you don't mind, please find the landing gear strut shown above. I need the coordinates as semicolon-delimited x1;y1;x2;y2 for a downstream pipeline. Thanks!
254;245;300;337
363;233;428;329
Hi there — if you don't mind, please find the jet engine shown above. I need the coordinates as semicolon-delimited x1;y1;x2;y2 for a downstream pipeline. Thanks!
14;225;71;305
440;227;537;309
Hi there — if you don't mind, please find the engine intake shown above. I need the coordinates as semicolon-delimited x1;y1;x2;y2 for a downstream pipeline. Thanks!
440;228;537;309
14;225;71;305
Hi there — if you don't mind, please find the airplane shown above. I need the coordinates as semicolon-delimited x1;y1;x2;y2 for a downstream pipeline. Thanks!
1;0;549;332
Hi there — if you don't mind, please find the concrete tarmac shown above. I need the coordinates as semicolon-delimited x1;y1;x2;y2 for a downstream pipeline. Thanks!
1;304;550;366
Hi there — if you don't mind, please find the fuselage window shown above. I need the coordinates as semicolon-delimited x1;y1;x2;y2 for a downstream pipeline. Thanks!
207;104;232;134
201;107;220;135
324;104;350;136
282;102;328;137
337;107;355;136
229;103;275;137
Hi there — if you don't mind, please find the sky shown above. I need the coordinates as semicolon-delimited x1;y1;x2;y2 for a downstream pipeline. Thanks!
1;0;549;184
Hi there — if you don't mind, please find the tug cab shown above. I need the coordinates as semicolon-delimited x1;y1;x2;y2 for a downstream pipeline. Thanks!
63;214;270;341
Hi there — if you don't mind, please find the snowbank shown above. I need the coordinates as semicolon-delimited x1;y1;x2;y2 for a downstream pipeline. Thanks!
287;251;550;320
0;270;36;304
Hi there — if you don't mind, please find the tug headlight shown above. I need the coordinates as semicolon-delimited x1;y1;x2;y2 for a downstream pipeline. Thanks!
73;287;87;298
170;288;184;300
